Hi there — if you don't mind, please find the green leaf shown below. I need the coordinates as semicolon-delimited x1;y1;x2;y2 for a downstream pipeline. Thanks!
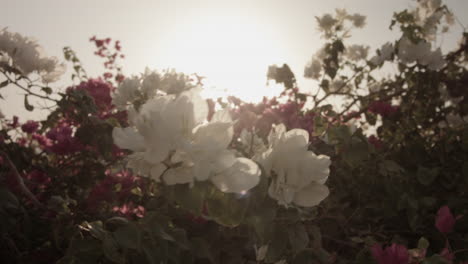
0;187;20;209
343;138;369;166
417;237;429;250
417;166;439;186
379;160;404;177
102;234;125;264
168;228;190;250
113;222;141;250
24;95;34;111
246;199;277;243
0;80;9;88
309;225;322;249
423;255;450;264
41;86;53;95
288;223;309;253
191;237;215;263
206;188;249;227
265;227;288;263
81;221;107;241
166;183;206;214
292;248;331;264
313;115;328;137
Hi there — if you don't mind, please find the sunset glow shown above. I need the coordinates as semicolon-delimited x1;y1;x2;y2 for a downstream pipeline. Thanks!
156;13;289;102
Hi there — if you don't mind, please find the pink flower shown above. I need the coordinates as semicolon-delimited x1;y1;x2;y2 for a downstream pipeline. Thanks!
103;72;113;79
46;125;83;155
115;74;125;83
21;120;39;134
371;244;409;264
113;202;145;219
435;205;456;234
68;79;113;111
32;134;52;148
25;170;51;190
369;101;399;118
86;170;141;212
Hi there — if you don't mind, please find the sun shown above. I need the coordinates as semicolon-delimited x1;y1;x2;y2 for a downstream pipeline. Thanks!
157;12;288;102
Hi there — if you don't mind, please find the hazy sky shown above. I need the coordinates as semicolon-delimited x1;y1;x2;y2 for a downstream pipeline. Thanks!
1;0;467;119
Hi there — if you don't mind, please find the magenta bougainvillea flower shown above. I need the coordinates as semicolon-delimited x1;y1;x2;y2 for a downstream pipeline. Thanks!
69;78;113;110
369;101;399;118
435;205;456;234
371;243;409;264
21;120;39;134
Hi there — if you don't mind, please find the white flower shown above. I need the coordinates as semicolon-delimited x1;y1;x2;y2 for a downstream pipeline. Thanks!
257;124;331;207
304;58;322;80
112;77;141;110
348;13;366;28
239;129;267;157
316;14;337;37
335;9;348;21
112;127;145;152
113;88;261;193
370;42;394;66
0;29;65;83
211;157;261;194
113;88;208;182
141;68;160;98
345;44;369;61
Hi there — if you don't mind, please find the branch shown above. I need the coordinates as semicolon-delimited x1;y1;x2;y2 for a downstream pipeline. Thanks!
1;70;59;102
0;150;44;208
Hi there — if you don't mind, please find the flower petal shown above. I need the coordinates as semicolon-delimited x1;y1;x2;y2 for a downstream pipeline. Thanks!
112;127;145;151
293;182;329;207
211;158;261;194
284;128;309;149
163;167;194;185
193;121;233;150
211;109;232;123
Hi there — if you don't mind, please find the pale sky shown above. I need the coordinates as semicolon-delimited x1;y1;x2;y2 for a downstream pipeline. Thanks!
1;0;467;119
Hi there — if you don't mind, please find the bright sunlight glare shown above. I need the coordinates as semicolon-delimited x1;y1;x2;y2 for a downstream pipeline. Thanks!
155;12;289;102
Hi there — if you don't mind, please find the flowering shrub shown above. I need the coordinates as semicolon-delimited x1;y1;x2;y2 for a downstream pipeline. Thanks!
0;0;468;263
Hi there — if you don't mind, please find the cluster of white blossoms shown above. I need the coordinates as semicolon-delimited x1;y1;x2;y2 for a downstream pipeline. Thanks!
255;124;331;207
0;28;65;83
304;47;327;80
412;0;454;41
112;69;193;110
398;37;445;71
303;58;322;80
113;87;261;194
345;44;369;62
316;10;366;39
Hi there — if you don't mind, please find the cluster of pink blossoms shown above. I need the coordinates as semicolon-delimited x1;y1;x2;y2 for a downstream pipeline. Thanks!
230;95;315;140
371;205;463;264
86;170;145;218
